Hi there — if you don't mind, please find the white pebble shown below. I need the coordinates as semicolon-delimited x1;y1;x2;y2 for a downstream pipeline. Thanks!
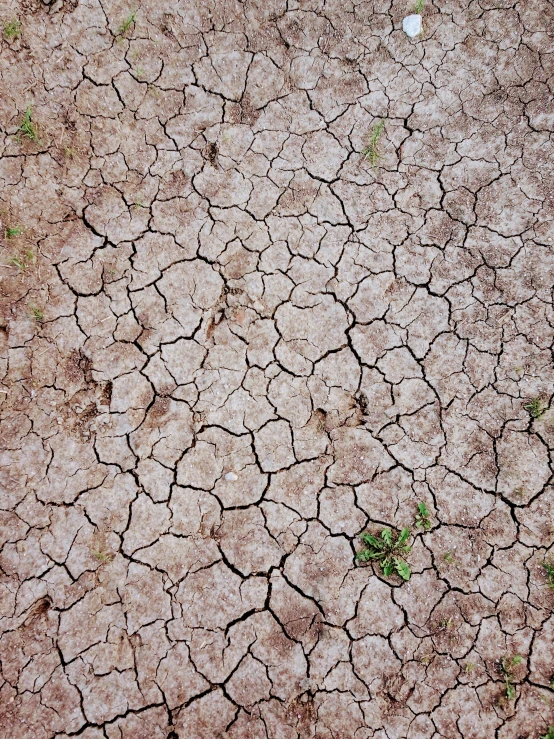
225;471;238;482
403;14;422;38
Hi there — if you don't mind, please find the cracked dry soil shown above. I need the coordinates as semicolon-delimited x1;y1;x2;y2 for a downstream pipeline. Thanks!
1;0;554;737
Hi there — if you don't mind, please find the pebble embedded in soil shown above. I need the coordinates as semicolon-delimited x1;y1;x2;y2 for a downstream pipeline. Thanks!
225;471;238;481
403;14;422;37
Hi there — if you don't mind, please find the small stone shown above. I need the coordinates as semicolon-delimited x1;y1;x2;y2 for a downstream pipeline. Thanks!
225;471;238;482
403;14;422;38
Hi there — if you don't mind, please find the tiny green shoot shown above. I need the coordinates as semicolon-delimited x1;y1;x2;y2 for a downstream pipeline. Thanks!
362;119;385;168
524;396;546;419
17;106;39;142
92;550;114;562
30;305;43;321
415;501;432;530
357;526;412;581
501;655;522;700
118;9;136;35
5;225;23;238
3;19;21;39
541;728;554;739
543;561;554;589
414;0;425;13
8;249;34;271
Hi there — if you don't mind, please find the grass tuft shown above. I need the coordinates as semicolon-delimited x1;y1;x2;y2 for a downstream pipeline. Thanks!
3;19;21;39
524;396;546;419
118;9;136;35
8;249;34;271
362;119;385;167
414;0;425;13
5;225;23;238
357;526;412;581
92;550;114;563
17;106;39;142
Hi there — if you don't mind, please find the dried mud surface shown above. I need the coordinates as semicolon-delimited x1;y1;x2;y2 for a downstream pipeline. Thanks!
1;0;554;737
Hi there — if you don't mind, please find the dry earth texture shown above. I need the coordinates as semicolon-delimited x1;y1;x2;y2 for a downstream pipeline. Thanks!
1;0;554;737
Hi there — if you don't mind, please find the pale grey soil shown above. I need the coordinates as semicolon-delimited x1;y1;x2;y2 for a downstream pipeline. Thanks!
1;0;554;737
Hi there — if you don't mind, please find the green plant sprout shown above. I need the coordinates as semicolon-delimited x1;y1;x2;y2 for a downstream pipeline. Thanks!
414;0;425;13
8;249;34;271
5;225;23;238
415;501;432;530
3;19;21;39
92;549;114;562
362;119;385;167
17;107;39;142
30;305;43;321
524;397;546;419
543;561;554;589
501;654;522;700
541;728;554;739
118;9;136;35
357;527;411;581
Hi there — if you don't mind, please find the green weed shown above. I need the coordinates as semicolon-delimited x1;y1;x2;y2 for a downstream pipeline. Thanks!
3;19;21;39
357;526;411;581
17;106;39;142
501;654;522;700
524;396;546;419
541;728;554;739
543;561;554;588
118;9;136;35
415;501;432;530
362;119;385;167
414;0;425;13
443;550;455;564
5;225;23;238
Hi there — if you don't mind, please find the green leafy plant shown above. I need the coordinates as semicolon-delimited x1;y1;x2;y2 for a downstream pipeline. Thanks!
362;119;385;167
17;106;39;142
415;501;432;530
524;396;546;419
501;654;522;700
357;527;411;581
541;728;554;739
5;225;23;238
543;561;554;589
414;0;425;13
118;9;136;35
3;19;21;39
443;550;455;564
